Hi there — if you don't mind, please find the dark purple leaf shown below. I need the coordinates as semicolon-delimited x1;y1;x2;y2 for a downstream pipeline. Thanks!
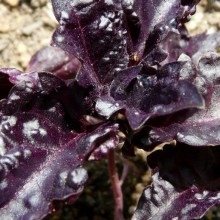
88;134;119;160
26;46;81;80
38;72;91;131
161;31;220;64
0;71;13;100
96;63;204;130
131;0;200;59
183;32;220;63
0;74;119;219
148;144;220;190
133;144;220;219
159;28;189;64
50;0;203;131
39;71;66;93
0;69;89;130
0;116;118;219
0;68;40;87
0;81;38;115
140;53;220;147
51;0;130;85
132;170;220;220
0;69;42;116
51;0;200;86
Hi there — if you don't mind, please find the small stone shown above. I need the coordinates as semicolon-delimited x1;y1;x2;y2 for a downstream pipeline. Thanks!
128;206;136;215
131;193;140;201
135;183;144;194
22;21;43;35
19;53;31;69
207;0;220;11
3;0;19;7
0;23;10;33
30;0;47;8
0;39;9;52
17;42;27;54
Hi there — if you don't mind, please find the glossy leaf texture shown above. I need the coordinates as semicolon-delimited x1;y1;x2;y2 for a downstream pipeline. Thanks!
0;69;87;131
96;62;204;130
0;70;119;220
2;0;220;219
133;53;220;148
51;0;200;86
51;0;130;86
132;0;199;58
26;46;81;80
50;0;203;131
132;171;220;220
161;30;220;64
132;144;220;220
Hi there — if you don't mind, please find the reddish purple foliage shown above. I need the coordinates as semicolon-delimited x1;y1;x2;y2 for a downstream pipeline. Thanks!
1;0;220;219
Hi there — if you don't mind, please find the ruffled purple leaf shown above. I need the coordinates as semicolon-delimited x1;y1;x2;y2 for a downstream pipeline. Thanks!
161;31;220;64
0;116;118;220
0;68;91;132
125;0;200;65
96;62;204;130
181;32;220;64
26;46;81;80
133;143;220;219
132;171;220;220
39;72;91;131
0;69;119;219
50;0;203;131
138;53;220;147
0;68;41;87
51;0;201;86
0;69;42;116
132;0;200;57
51;0;130;85
148;144;220;190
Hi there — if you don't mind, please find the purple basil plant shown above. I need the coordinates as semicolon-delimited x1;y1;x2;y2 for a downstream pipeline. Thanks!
1;0;220;219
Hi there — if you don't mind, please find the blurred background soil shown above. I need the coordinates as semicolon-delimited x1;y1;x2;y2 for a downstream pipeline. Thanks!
0;0;57;69
0;0;220;219
0;0;220;70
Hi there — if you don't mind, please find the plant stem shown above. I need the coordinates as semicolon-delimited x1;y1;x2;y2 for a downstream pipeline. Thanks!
108;150;125;220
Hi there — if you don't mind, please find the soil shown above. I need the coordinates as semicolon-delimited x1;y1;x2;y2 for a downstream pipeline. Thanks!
0;0;219;70
186;0;220;35
0;0;57;70
0;0;220;219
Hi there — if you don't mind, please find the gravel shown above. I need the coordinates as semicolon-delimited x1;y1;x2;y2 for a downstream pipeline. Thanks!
0;0;57;70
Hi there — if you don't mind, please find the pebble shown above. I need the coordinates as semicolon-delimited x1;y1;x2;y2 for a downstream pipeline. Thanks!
207;0;220;10
19;53;31;68
0;23;10;33
22;21;43;35
17;42;27;54
0;0;55;70
30;0;47;8
3;0;19;7
0;39;9;52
